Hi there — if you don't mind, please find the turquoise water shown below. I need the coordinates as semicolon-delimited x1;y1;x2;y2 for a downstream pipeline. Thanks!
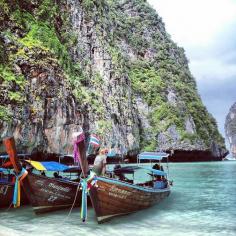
0;162;236;236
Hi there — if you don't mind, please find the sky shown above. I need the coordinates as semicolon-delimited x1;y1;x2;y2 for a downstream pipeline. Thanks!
148;0;236;150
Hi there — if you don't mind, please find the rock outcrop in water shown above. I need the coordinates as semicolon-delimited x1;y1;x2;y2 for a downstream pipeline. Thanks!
0;0;227;161
225;103;236;158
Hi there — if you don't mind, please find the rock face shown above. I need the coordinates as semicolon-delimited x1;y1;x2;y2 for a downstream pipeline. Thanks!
225;103;236;158
0;0;227;160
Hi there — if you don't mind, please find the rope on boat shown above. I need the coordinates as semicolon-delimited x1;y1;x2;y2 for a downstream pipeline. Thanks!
64;175;92;223
5;202;13;212
64;183;81;221
13;168;28;208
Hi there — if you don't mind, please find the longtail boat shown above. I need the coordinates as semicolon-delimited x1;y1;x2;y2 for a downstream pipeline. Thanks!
0;167;28;208
76;134;171;223
3;137;85;214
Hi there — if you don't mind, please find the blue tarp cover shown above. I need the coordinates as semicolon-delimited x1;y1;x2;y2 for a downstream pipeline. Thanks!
40;162;69;171
138;152;169;161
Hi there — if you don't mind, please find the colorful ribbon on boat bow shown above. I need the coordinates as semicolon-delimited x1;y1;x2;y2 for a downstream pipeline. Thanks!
13;168;28;208
80;172;97;222
81;178;88;222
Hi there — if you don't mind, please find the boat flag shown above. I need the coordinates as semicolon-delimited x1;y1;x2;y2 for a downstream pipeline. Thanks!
87;134;101;155
89;134;101;147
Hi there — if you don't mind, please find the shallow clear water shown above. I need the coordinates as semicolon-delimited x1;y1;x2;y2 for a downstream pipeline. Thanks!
0;162;236;236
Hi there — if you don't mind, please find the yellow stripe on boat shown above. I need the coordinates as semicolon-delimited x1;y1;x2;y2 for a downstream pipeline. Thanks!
26;160;46;171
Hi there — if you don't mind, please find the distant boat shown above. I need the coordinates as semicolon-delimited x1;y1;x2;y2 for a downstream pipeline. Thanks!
76;133;171;223
223;157;236;161
3;137;84;214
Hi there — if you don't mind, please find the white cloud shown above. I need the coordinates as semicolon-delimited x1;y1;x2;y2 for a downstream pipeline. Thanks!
148;0;236;47
190;59;236;81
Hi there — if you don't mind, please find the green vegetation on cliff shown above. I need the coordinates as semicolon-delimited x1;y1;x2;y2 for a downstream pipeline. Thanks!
0;0;88;121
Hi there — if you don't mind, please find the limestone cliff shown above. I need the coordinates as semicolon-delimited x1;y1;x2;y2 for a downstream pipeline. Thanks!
0;0;226;160
225;103;236;158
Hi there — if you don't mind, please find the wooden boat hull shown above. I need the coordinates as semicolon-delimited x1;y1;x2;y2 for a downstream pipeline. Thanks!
22;173;81;214
89;177;170;223
0;182;28;208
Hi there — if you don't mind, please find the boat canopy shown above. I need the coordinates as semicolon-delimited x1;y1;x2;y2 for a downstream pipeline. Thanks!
113;166;140;175
25;160;69;171
0;154;31;159
63;166;81;173
111;165;166;176
142;167;167;176
138;152;169;161
59;154;74;159
0;155;8;159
